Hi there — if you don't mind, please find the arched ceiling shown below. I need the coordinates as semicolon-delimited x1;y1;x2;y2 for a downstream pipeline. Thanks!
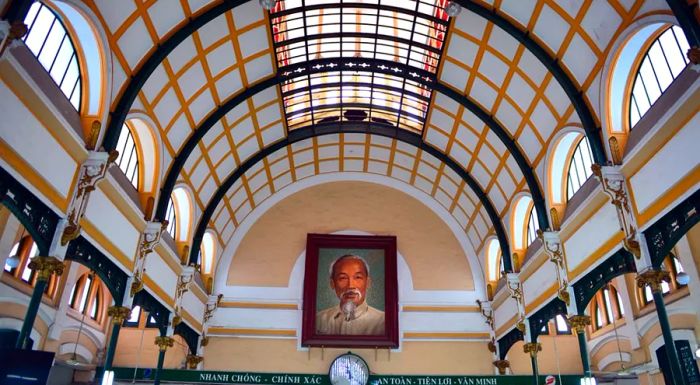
87;0;676;277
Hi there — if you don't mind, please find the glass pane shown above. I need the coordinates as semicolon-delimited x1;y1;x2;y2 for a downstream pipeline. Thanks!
644;286;653;303
79;276;92;313
90;294;98;319
555;315;569;333
603;288;614;323
595;306;603;327
616;291;625;317
68;283;77;306
128;305;141;323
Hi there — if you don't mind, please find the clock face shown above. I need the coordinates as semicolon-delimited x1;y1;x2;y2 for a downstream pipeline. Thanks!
329;353;369;385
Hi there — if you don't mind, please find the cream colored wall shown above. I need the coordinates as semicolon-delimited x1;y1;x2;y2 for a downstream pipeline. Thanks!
114;328;188;369
505;335;583;376
203;338;493;374
228;181;474;290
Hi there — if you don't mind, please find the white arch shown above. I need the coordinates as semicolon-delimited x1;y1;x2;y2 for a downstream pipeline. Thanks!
58;342;94;363
510;193;533;250
214;172;486;297
544;127;586;206
598;14;678;141
124;112;162;197
597;352;632;372
484;237;501;283
171;184;196;243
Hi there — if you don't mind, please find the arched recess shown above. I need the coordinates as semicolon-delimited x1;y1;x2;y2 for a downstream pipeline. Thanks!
122;113;162;214
168;185;194;246
497;326;524;360
510;194;535;260
0;167;60;256
547;129;587;205
173;321;199;355
485;237;502;285
187;126;513;274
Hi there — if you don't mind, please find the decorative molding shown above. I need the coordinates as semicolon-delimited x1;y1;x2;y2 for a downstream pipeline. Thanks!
493;360;510;375
186;354;203;369
130;221;168;296
28;256;64;281
572;247;636;312
154;336;174;352
65;235;128;304
642;189;699;267
505;273;526;333
108;306;131;325
591;165;641;258
61;150;118;246
567;315;591;334
538;230;570;306
635;267;670;293
522;342;542;358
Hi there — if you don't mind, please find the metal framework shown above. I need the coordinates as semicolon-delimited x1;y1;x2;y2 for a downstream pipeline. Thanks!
174;322;200;355
185;123;513;272
497;326;523;360
132;289;171;334
65;235;129;305
572;247;636;312
528;298;567;340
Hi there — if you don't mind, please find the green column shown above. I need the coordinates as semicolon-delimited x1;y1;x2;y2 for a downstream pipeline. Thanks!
524;342;541;385
153;349;166;385
577;331;591;376
15;256;64;349
652;290;685;385
15;278;48;349
530;355;540;385
103;323;121;370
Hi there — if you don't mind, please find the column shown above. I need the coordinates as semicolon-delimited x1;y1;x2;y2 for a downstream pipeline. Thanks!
153;335;174;385
523;342;542;385
15;256;64;349
103;306;132;371
568;315;592;376
636;268;685;385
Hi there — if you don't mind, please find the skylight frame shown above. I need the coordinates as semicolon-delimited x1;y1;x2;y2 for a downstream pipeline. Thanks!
269;0;450;133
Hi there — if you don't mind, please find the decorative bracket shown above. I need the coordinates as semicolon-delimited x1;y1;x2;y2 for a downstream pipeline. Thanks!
567;315;591;334
538;230;570;306
28;256;65;281
592;164;641;258
492;360;510;375
172;266;195;327
130;221;168;296
201;294;223;346
506;273;526;333
108;306;132;325
61;149;118;246
635;267;671;294
477;299;498;359
186;354;203;369
522;342;542;358
0;19;27;59
154;336;174;352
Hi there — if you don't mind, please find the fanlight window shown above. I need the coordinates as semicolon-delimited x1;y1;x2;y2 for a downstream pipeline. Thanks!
641;253;685;304
566;137;594;201
526;206;539;246
629;26;689;128
166;187;192;242
67;272;104;321
590;285;625;330
114;123;139;188
486;239;501;282
22;2;82;109
201;232;216;275
165;199;177;238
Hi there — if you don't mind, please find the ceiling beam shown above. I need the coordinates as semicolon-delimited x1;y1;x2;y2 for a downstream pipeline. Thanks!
185;123;513;273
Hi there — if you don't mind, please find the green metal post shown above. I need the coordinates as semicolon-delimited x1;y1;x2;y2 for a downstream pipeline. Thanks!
577;331;592;376
653;290;685;385
531;355;540;385
103;323;121;370
154;349;166;385
15;278;48;349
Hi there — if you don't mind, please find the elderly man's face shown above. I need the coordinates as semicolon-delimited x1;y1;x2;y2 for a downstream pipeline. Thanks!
330;259;369;307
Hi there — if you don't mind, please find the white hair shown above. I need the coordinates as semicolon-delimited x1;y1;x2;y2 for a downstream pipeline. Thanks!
328;254;370;278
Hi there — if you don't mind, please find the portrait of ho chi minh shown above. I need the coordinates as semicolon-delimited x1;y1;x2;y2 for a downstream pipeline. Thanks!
315;254;385;335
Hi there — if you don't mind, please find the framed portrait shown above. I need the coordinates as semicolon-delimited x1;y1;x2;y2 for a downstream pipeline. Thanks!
301;233;399;348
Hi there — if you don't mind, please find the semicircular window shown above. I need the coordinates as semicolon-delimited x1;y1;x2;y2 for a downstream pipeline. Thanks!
270;0;452;133
22;1;82;110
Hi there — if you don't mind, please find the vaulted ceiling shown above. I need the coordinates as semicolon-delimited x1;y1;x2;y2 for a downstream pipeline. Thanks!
91;0;675;282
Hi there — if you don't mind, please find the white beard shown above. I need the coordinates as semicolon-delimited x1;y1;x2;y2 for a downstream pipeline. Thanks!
342;301;357;321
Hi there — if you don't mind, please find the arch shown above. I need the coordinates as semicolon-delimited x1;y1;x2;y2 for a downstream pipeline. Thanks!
547;129;587;206
485;238;501;283
124;113;162;203
191;126;511;275
572;248;636;313
200;230;217;275
212;173;486;296
643;189;700;267
510;195;533;251
528;297;567;340
602;15;684;139
170;186;194;243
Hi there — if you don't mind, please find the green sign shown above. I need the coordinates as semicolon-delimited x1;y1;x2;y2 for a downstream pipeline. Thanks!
111;368;582;385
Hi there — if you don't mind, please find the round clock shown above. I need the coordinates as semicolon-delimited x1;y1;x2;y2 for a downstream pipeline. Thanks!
329;353;370;385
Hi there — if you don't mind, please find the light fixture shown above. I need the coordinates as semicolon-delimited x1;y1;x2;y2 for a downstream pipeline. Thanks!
101;370;114;385
259;0;276;11
445;1;462;17
580;376;597;385
676;271;689;285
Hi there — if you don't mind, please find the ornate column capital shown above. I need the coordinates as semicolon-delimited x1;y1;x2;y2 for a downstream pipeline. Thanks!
186;354;203;369
523;342;542;358
154;336;174;352
636;268;670;293
108;306;132;325
28;256;64;281
567;315;591;334
493;360;510;375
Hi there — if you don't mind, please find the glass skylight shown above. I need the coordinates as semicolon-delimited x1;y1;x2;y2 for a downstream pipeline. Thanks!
270;0;450;133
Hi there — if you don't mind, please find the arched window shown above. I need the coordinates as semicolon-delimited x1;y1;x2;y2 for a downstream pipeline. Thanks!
123;305;141;327
3;233;59;297
114;123;140;188
566;137;594;201
68;272;106;321
526;206;539;246
639;253;686;305
486;239;502;282
589;284;625;331
166;187;192;242
629;25;689;128
512;196;536;250
22;2;82;109
201;232;216;275
554;314;571;335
